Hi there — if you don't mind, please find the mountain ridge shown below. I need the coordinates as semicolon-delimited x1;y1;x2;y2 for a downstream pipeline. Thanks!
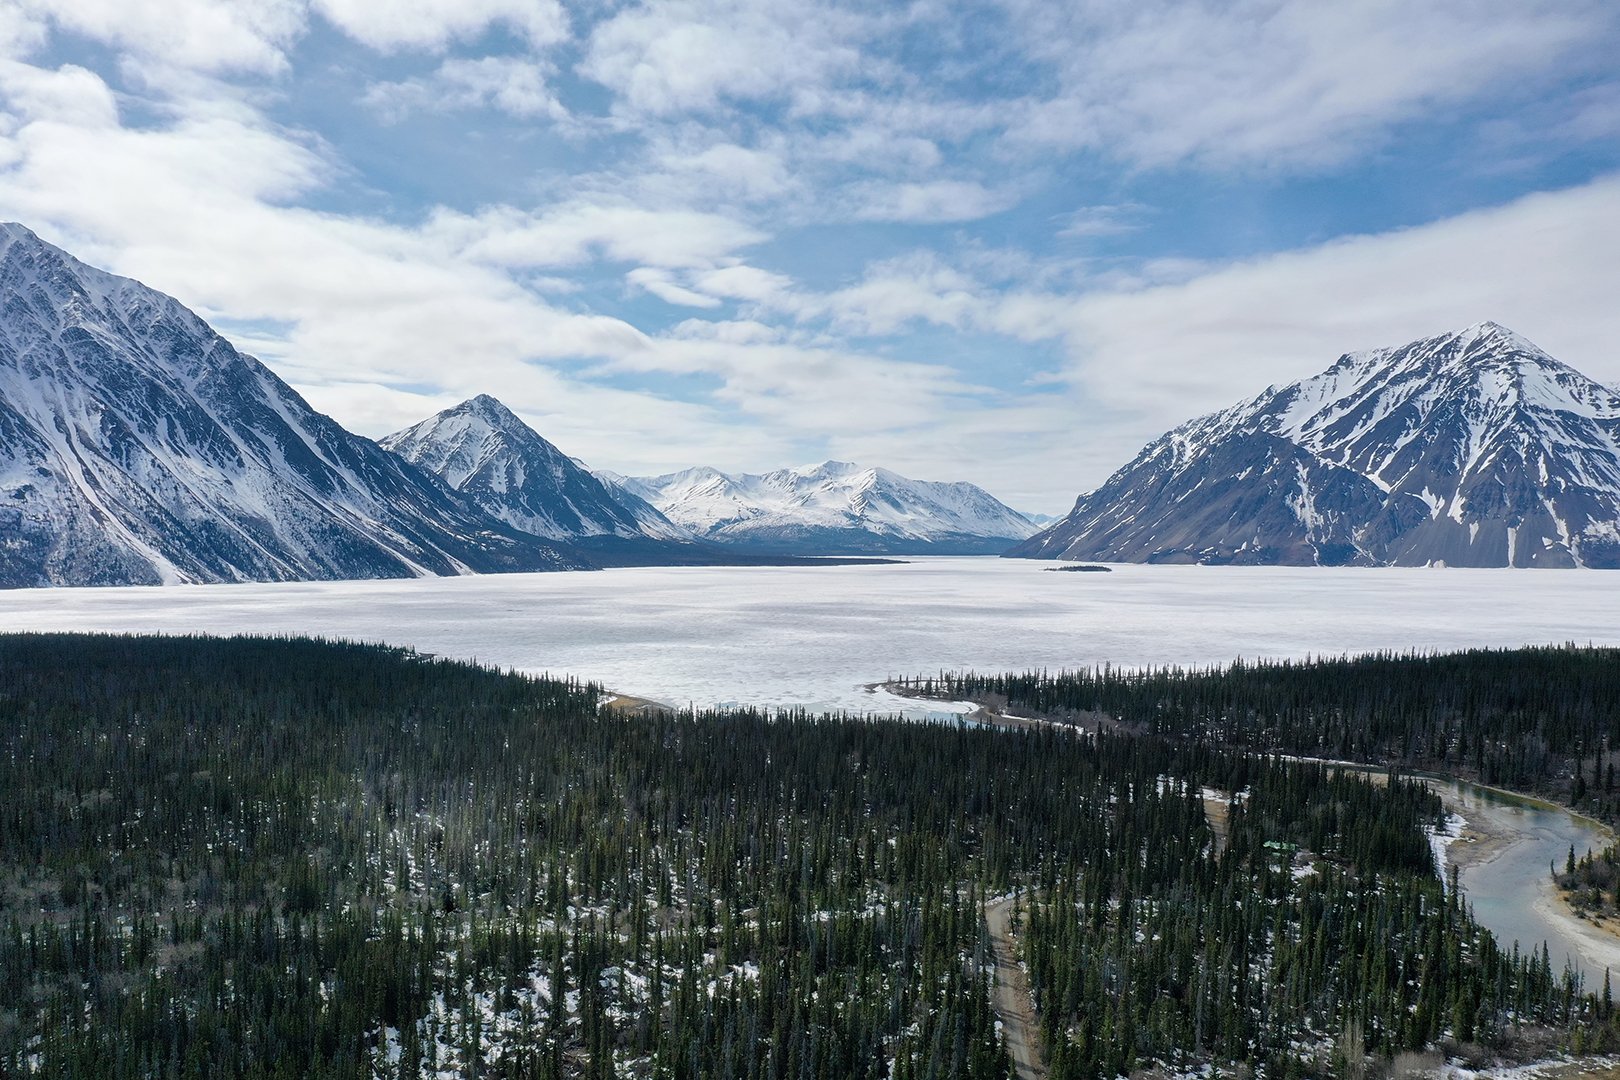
1008;322;1620;568
605;460;1040;555
0;223;589;587
381;395;689;544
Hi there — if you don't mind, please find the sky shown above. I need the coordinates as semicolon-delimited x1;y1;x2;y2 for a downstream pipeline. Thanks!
0;0;1616;514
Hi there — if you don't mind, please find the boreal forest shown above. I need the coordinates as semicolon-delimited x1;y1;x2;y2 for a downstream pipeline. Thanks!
0;635;1616;1079
901;647;1620;816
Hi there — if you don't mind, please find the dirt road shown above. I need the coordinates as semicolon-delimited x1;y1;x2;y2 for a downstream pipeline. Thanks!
984;894;1046;1080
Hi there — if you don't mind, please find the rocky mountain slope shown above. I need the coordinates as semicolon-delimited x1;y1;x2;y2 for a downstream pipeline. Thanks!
604;461;1039;555
1008;323;1620;567
0;224;587;587
382;395;686;542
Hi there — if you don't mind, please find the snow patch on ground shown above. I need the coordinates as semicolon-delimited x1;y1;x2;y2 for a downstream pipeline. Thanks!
1427;810;1469;889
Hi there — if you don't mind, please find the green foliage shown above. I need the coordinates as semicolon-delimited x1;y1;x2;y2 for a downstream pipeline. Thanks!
907;646;1620;806
1024;762;1568;1076
0;634;1596;1079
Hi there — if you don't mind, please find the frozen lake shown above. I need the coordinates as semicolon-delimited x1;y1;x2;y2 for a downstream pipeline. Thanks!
3;557;1619;715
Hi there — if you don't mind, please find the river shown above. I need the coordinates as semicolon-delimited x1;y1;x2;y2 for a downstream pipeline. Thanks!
1432;779;1618;990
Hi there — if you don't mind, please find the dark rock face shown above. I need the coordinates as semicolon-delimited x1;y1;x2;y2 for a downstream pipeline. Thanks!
1013;430;1391;567
0;224;588;587
381;396;686;543
1009;323;1620;568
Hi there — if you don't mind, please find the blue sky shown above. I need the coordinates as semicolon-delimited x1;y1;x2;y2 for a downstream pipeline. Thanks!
1;0;1617;511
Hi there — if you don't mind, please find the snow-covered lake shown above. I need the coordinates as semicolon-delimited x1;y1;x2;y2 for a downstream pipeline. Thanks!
4;557;1619;716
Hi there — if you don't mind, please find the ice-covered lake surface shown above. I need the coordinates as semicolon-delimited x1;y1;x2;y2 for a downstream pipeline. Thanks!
4;557;1620;716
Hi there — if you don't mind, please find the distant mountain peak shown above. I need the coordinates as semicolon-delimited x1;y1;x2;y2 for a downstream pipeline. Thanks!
460;393;521;421
382;397;687;542
1009;325;1620;568
609;460;1039;555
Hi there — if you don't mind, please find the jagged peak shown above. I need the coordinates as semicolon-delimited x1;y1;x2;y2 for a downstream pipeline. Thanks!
787;460;871;483
0;222;102;279
1021;320;1620;569
0;222;208;342
0;221;43;244
459;393;521;422
386;398;570;467
403;397;524;440
1446;320;1557;364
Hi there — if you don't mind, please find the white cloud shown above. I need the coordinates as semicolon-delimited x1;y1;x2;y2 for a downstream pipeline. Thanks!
988;174;1620;488
21;0;304;74
313;0;567;51
580;0;870;117
425;201;767;270
0;60;119;128
1007;0;1619;168
807;253;985;335
689;264;793;302
612;321;982;434
365;56;567;121
291;381;465;436
1563;82;1620;141
849;179;1017;224
652;140;795;203
1055;204;1147;239
0;8;46;57
627;266;722;307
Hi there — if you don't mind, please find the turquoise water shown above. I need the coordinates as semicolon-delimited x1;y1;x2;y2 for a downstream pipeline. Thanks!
1437;779;1614;989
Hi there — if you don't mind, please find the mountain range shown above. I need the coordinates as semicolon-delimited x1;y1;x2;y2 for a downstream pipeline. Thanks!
385;397;1037;562
1010;322;1620;568
11;222;1614;583
0;223;591;587
599;462;1039;555
0;224;1036;586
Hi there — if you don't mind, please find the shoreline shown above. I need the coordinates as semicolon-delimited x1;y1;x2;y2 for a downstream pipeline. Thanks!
1426;780;1620;979
1530;875;1620;979
1428;784;1521;875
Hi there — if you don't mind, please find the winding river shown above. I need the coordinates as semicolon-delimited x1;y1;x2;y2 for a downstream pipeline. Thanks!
1431;779;1617;990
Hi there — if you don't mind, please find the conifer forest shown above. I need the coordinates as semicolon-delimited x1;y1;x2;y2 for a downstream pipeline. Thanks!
906;647;1620;816
0;634;1615;1079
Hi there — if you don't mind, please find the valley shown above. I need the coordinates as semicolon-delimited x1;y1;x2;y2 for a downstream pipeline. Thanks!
5;228;1620;1078
0;557;1615;715
7;633;1606;1079
4;565;1620;1075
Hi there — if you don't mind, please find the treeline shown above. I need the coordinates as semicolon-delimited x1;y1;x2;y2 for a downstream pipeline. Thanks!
0;634;1604;1078
903;646;1620;812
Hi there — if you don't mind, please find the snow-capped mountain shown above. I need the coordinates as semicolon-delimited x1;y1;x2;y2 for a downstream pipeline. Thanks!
0;223;587;587
604;461;1039;554
1008;323;1620;567
382;396;687;542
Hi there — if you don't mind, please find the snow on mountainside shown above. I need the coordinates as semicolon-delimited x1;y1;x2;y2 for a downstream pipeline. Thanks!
0;224;587;587
1008;322;1620;567
605;461;1039;555
382;396;688;542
